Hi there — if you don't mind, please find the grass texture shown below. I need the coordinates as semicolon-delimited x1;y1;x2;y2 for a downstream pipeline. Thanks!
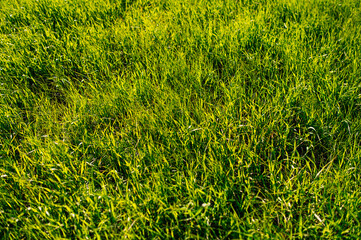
0;0;361;238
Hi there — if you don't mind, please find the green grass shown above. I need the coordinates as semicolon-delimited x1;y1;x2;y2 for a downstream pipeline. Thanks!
1;0;361;238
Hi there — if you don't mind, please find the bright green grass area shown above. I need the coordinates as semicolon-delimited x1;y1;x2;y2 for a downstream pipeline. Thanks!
0;0;361;238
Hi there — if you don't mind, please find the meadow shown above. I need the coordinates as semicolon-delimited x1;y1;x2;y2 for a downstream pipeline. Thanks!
0;0;360;238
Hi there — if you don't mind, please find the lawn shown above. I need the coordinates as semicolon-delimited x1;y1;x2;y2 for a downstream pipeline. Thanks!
0;0;361;238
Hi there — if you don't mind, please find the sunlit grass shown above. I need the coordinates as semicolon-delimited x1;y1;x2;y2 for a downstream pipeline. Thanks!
0;0;360;238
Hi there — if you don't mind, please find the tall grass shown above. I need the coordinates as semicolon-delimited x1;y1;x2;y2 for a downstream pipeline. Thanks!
1;0;361;238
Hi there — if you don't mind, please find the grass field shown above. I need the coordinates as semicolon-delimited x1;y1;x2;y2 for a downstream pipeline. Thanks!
1;0;361;238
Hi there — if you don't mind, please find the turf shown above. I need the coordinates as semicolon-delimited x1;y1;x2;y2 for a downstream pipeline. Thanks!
0;0;361;238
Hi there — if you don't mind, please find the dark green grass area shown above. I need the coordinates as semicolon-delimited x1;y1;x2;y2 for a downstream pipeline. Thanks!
1;0;361;238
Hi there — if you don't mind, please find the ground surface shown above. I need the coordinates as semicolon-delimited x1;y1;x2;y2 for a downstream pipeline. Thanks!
0;0;361;238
